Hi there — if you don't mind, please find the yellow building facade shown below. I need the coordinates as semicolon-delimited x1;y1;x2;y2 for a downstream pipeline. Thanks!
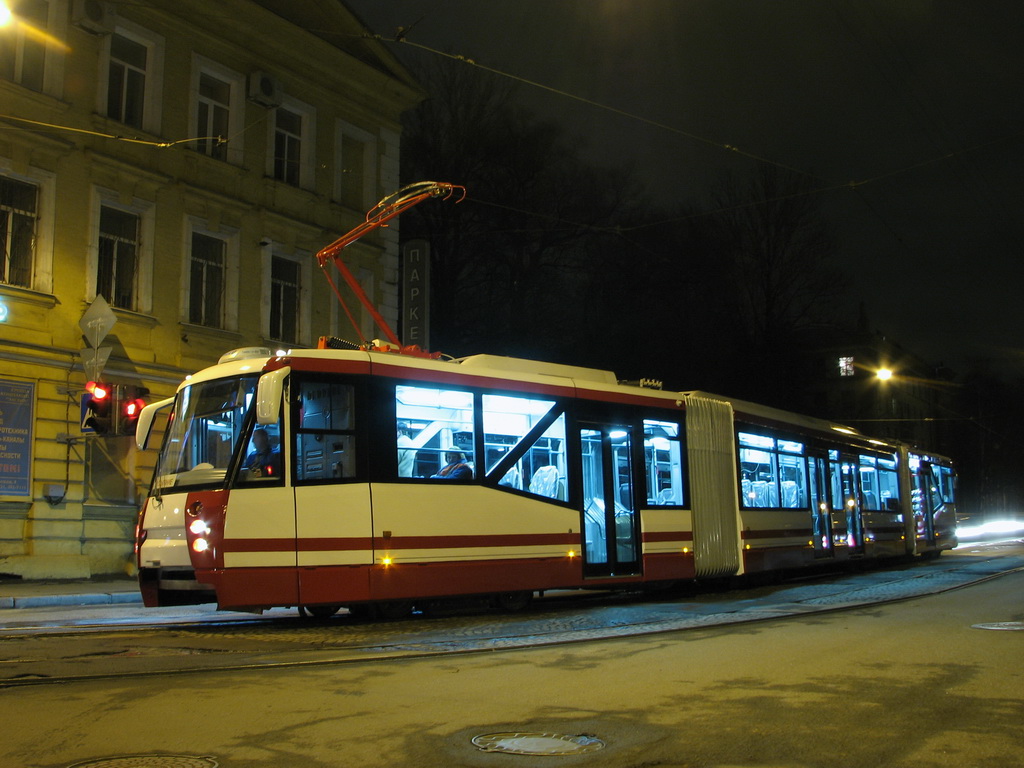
0;0;422;577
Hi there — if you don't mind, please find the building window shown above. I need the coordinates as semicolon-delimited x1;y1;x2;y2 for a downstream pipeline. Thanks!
188;232;225;327
273;107;302;186
335;122;377;209
0;175;37;288
196;72;230;160
107;32;148;129
838;356;855;377
0;0;48;91
97;206;139;310
269;255;300;342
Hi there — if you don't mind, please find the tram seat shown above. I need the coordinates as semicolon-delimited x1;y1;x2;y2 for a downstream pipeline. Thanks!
752;480;771;507
781;480;800;508
498;465;523;490
530;465;562;499
862;490;878;510
741;478;753;505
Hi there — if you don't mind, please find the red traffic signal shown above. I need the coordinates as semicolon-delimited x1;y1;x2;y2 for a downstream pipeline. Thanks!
118;386;149;435
82;381;113;434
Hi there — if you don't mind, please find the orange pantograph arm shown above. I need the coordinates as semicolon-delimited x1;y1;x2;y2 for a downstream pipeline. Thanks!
316;181;465;348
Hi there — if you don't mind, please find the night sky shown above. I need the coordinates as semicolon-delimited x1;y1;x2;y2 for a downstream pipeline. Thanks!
346;1;1024;376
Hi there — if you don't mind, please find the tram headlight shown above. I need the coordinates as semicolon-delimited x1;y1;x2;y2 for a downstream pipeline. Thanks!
192;537;210;553
189;519;209;535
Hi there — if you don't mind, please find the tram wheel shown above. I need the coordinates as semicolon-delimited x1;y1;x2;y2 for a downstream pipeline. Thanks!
375;600;414;620
494;590;534;612
303;604;341;619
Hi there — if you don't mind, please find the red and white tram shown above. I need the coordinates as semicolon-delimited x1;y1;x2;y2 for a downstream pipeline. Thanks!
134;342;958;616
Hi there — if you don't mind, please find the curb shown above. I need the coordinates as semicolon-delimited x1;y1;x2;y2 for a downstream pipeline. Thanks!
0;591;142;610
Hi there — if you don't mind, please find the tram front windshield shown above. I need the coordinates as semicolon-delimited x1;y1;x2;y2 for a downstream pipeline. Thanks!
151;374;259;492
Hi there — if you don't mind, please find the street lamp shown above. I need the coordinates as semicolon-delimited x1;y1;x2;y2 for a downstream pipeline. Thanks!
876;367;894;381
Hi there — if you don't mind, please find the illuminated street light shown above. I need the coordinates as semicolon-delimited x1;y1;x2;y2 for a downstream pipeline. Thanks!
0;1;70;51
876;367;894;381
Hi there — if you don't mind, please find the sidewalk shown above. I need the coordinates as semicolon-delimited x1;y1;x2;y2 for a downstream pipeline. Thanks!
0;577;142;609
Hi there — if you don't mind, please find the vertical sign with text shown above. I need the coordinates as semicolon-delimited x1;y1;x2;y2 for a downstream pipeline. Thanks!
402;239;430;350
0;380;34;497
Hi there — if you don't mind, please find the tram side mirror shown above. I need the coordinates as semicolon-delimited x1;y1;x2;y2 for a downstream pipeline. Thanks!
135;397;175;451
256;367;290;426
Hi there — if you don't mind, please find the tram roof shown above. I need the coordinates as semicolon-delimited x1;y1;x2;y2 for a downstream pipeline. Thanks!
185;348;903;452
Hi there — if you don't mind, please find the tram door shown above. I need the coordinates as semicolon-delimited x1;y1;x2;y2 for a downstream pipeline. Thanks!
579;425;640;578
911;465;935;544
807;455;834;558
830;453;865;554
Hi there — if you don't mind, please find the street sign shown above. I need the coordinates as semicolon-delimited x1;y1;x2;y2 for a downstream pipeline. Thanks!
79;295;117;348
79;346;112;383
78;295;117;383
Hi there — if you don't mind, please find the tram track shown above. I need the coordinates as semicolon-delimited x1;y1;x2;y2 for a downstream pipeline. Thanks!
1;550;1021;690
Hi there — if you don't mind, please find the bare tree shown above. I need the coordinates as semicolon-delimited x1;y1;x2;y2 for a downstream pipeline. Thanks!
400;57;648;361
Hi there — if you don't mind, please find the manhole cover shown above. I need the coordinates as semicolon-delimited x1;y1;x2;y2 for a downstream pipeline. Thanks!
971;621;1024;631
68;757;218;768
472;732;605;756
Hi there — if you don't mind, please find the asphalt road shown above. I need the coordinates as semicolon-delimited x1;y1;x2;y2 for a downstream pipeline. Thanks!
2;560;1021;768
0;542;1021;767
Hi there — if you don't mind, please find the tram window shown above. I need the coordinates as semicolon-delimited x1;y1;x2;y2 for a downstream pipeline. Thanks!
932;464;955;504
738;431;807;509
235;423;284;485
154;375;262;491
644;419;684;506
394;385;476;480
859;454;900;511
482;394;567;500
293;380;356;483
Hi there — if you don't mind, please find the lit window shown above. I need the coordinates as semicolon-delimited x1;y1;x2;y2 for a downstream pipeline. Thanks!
644;419;684;505
394;384;475;480
482;394;567;500
738;430;807;509
838;356;855;377
293;378;356;483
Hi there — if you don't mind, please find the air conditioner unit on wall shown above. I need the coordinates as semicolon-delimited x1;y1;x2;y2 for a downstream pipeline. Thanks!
72;0;113;34
248;71;282;108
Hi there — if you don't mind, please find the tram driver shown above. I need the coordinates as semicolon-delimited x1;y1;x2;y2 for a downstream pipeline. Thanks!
245;427;282;478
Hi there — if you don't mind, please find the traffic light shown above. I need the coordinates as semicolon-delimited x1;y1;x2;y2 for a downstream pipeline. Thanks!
82;380;113;434
119;386;149;436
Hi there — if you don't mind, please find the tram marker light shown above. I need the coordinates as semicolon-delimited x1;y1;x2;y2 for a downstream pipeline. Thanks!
381;555;393;566
192;538;209;553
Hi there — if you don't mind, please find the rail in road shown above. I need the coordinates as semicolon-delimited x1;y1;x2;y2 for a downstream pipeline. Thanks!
1;541;1021;688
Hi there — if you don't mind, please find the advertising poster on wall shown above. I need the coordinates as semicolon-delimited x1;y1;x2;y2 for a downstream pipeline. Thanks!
0;379;34;497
